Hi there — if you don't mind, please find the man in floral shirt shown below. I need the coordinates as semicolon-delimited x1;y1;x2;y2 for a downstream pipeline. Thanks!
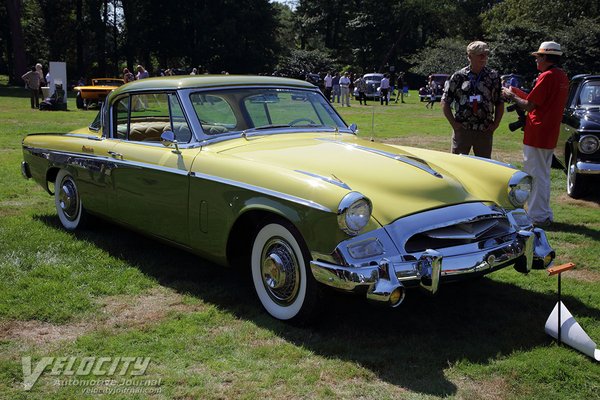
442;41;504;159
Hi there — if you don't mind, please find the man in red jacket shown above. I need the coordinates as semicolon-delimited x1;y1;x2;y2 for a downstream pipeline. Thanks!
502;41;569;227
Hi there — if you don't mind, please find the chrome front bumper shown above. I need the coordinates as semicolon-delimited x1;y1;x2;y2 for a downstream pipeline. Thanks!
310;206;555;306
576;160;600;175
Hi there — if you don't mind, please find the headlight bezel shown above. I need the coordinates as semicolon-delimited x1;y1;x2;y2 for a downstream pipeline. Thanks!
508;171;532;208
578;134;600;154
337;192;372;236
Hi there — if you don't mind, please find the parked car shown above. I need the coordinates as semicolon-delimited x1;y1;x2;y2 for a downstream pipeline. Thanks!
353;73;384;100
74;78;125;110
557;74;600;198
419;74;450;102
21;75;555;324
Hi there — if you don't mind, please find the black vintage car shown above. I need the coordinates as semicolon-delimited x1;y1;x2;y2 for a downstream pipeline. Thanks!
557;74;600;198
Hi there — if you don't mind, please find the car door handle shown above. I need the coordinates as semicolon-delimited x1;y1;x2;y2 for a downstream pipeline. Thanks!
108;151;123;159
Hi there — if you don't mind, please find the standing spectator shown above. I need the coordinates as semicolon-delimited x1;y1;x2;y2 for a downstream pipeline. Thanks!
425;78;439;109
394;72;406;103
502;41;569;227
35;63;45;104
123;68;135;83
339;72;351;107
136;65;149;80
323;72;333;101
442;41;504;159
22;66;41;109
380;74;390;105
332;72;341;104
354;74;368;105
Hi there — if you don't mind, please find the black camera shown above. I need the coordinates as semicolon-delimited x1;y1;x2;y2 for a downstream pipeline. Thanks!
506;103;526;132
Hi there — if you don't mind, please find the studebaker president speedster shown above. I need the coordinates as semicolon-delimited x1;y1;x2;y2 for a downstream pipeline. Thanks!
22;76;555;324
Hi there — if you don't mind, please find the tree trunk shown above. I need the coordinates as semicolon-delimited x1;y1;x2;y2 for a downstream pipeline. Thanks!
5;0;27;85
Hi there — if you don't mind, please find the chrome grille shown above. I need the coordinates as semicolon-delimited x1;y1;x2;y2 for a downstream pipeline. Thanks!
404;215;513;253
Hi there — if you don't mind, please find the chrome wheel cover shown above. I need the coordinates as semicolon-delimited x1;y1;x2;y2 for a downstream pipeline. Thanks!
58;178;80;221
260;238;300;305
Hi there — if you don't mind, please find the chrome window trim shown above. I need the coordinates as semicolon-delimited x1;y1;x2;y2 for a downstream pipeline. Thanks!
176;86;351;142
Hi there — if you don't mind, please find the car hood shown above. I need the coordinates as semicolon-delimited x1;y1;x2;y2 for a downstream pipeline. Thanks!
574;107;600;130
214;133;514;225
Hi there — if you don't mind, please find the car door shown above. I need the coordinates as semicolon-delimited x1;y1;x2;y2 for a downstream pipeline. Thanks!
108;92;199;246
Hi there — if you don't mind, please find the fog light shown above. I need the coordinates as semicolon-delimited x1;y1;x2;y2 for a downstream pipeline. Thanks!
347;238;384;259
389;287;405;307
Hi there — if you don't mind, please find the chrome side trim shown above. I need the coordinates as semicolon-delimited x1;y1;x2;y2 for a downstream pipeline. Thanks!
189;171;331;212
23;146;331;212
23;146;190;177
317;138;443;178
295;170;351;189
575;161;600;174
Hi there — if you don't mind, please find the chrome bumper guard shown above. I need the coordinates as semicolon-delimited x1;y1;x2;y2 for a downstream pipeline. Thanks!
310;227;553;307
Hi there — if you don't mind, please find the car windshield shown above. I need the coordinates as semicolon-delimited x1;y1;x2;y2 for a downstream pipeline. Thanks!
189;88;347;136
579;81;600;106
365;75;383;82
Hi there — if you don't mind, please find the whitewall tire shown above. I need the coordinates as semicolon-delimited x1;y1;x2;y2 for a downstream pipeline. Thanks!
54;169;86;230
251;221;318;323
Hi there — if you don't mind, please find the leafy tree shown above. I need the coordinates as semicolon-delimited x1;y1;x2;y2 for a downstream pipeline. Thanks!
408;37;468;77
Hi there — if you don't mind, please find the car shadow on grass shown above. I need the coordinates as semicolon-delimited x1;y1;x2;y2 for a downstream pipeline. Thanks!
36;214;600;397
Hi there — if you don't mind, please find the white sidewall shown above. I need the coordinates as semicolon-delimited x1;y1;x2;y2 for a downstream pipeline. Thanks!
251;223;307;320
54;169;82;230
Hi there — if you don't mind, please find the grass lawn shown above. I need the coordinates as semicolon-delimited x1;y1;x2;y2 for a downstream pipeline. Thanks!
0;77;598;399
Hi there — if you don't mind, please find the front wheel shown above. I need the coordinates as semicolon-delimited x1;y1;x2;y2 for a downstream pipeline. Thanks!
251;221;319;324
567;153;589;198
54;169;88;230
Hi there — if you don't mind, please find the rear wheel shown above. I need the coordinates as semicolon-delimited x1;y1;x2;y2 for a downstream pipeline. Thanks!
54;169;88;230
250;220;319;324
567;153;589;198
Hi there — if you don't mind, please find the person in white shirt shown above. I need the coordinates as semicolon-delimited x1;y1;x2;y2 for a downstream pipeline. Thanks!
339;72;351;107
380;74;390;105
323;72;333;101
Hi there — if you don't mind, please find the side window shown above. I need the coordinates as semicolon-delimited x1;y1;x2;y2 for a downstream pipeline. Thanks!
114;97;129;139
112;92;192;143
168;94;192;142
190;94;237;135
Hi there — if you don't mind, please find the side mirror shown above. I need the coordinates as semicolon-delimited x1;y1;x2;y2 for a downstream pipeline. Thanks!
349;123;358;134
160;131;181;154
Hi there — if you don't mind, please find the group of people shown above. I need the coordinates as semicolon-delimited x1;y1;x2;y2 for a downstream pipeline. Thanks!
21;63;51;109
322;71;406;107
442;40;569;228
122;64;149;83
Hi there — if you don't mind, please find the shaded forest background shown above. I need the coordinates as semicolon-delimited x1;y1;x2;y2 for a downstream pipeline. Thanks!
2;0;600;87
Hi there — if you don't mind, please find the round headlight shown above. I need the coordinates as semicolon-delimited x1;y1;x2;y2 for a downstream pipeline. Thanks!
337;192;372;235
579;135;599;154
508;171;532;208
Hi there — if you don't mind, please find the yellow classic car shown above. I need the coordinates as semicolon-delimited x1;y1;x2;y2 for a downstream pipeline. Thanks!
74;78;125;109
21;75;555;324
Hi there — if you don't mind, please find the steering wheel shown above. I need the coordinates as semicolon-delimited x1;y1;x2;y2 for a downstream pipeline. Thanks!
288;118;317;126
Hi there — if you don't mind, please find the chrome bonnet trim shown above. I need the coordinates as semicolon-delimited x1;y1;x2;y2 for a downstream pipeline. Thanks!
294;170;351;190
316;138;443;178
189;171;331;212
